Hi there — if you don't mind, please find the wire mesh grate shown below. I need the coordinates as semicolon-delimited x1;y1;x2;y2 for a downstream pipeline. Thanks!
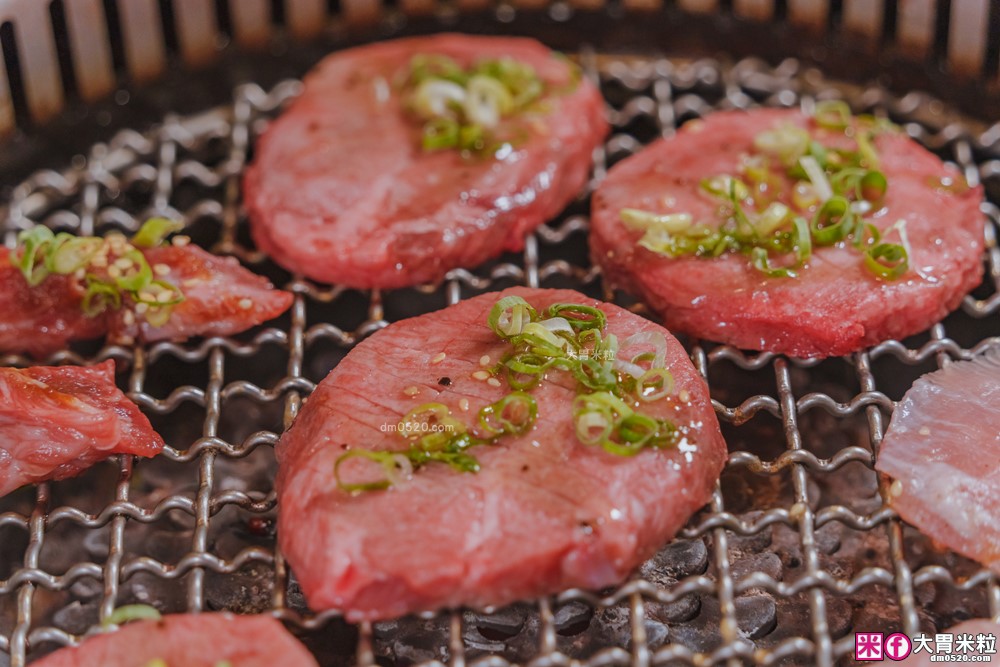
0;51;999;667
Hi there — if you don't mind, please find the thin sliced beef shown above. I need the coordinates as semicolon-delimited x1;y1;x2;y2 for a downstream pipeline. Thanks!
106;245;293;344
32;612;318;667
0;244;292;358
591;109;984;358
0;360;163;497
0;268;105;359
244;34;607;289
276;287;726;621
875;351;1000;575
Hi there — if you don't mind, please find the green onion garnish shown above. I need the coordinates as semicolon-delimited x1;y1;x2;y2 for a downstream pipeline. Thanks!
621;102;907;280
814;100;852;129
404;54;547;156
810;196;854;245
131;217;184;248
10;219;187;323
478;392;538;436
864;242;908;280
102;604;162;627
335;297;684;493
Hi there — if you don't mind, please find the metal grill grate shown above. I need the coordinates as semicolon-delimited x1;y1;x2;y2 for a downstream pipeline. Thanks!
1;50;999;667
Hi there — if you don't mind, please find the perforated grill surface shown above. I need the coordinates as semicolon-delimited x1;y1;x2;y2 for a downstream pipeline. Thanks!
1;52;999;667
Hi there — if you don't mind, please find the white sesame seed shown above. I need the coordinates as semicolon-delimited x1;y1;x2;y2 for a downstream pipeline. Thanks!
238;298;253;310
678;389;690;403
74;268;86;280
172;235;191;247
114;257;134;270
182;278;200;288
487;378;502;388
135;303;149;315
138;291;155;302
158;291;175;304
459;398;470;412
403;386;420;397
430;352;447;365
107;265;122;278
472;370;490;381
122;310;136;326
153;263;171;276
918;426;931;436
890;479;904;497
91;254;108;268
479;355;491;367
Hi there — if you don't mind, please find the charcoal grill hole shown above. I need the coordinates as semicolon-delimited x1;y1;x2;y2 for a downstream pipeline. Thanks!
555;608;594;637
787;556;801;568
476;623;522;641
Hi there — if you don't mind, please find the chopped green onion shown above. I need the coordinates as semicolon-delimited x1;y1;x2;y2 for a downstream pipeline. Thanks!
82;276;122;317
637;368;675;402
864;242;908;280
858;170;887;203
751;247;796;278
406;54;545;156
46;235;103;274
599;439;647;457
408;54;465;85
620;209;694;234
799;155;833;202
700;175;750;200
574;391;634;422
413;449;481;473
113;249;153;293
400;403;464;442
810;196;854;245
617;413;659;446
575;409;613;446
571;358;617;391
753;124;810;166
13;226;55;286
488;295;537;338
102;604;162;627
814;100;852;130
856;130;879;169
516;322;572;357
422;118;460;151
755;202;791;235
132;217;184;248
458;123;486;152
545;303;606;332
504;351;553;389
478;391;537;436
463;75;514;128
621;331;667;370
792;215;812;264
334;449;401;493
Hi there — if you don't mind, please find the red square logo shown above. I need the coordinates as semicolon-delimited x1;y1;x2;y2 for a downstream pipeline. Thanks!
856;632;885;661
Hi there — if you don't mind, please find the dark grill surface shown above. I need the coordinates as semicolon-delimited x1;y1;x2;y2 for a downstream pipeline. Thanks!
1;48;999;667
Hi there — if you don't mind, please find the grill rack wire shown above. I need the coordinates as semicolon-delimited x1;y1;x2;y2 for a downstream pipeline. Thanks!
1;46;999;667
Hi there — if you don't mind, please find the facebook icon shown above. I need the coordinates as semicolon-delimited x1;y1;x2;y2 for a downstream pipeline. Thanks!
884;633;912;660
